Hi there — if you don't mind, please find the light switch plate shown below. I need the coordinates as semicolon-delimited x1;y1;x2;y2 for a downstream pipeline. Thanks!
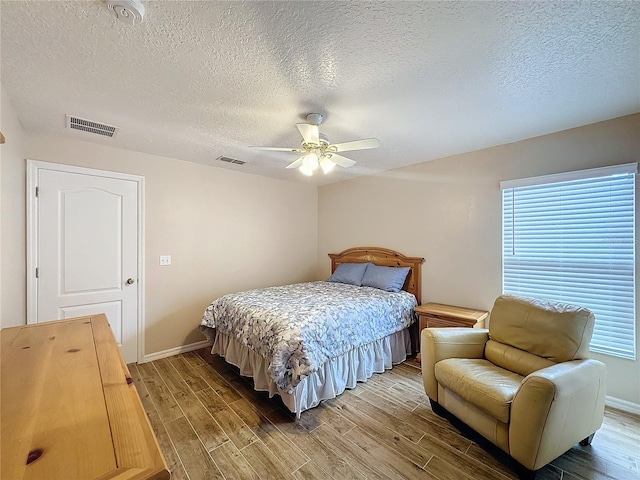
159;255;171;266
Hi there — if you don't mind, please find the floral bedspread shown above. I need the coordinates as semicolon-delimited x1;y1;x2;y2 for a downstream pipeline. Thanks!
200;281;417;393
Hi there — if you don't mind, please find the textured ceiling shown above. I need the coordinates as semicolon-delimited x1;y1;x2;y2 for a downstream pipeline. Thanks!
1;1;638;185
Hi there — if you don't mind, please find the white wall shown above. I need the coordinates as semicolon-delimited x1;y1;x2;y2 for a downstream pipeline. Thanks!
318;113;640;407
1;126;318;355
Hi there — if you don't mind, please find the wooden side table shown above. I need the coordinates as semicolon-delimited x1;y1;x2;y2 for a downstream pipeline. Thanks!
415;302;489;360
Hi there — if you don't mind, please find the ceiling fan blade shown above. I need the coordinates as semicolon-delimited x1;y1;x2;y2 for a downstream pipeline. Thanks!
285;156;305;169
296;123;319;145
324;153;356;168
329;138;380;152
250;146;304;153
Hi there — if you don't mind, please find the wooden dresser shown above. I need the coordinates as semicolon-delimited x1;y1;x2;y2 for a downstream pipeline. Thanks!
1;314;169;480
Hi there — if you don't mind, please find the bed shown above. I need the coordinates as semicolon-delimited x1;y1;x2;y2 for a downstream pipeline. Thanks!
199;247;425;416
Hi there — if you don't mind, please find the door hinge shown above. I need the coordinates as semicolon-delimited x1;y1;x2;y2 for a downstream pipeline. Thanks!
35;186;39;197
35;267;39;278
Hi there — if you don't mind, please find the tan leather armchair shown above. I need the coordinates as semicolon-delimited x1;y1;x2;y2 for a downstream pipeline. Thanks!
421;295;606;479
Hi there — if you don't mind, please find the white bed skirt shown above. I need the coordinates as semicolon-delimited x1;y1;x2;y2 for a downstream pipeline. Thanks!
204;327;412;416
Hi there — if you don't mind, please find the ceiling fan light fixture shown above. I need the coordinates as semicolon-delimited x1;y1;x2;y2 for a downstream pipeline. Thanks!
299;164;314;176
302;151;319;171
320;155;335;174
251;113;380;176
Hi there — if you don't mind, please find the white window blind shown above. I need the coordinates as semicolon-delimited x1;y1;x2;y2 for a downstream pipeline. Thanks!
501;164;637;359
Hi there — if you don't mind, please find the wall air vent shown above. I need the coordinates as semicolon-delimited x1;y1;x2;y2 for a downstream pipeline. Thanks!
66;115;119;138
216;156;246;165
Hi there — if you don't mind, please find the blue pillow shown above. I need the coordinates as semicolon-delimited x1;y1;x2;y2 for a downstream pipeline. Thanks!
326;262;369;286
361;264;410;292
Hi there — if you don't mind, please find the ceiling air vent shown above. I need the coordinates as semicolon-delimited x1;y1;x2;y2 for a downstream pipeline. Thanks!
216;156;246;165
66;115;119;138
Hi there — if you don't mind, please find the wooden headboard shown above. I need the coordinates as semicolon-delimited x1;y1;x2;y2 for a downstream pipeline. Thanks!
328;247;425;304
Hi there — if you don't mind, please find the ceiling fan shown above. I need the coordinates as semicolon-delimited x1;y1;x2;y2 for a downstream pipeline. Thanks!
250;113;380;176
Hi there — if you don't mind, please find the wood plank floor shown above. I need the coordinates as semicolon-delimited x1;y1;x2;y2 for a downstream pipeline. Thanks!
129;349;640;480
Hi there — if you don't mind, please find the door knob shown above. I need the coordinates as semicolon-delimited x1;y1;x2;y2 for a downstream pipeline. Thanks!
126;278;135;285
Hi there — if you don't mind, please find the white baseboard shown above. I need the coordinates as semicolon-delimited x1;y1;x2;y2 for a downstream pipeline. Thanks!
605;395;640;416
141;340;211;363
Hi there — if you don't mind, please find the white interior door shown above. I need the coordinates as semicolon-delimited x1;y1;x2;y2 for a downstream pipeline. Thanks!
28;161;142;363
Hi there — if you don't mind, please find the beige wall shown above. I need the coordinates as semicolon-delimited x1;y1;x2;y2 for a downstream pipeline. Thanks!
318;114;640;406
1;119;318;355
0;84;28;329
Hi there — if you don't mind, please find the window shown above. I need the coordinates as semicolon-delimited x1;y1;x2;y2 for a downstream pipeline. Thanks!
501;163;637;359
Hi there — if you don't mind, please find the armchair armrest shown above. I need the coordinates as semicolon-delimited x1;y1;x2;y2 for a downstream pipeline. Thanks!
510;359;607;470
421;328;489;401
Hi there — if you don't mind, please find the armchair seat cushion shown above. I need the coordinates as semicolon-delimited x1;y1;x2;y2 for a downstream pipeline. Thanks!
435;358;524;423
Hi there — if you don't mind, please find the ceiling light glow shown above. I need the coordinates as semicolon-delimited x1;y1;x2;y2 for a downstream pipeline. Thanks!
320;155;335;174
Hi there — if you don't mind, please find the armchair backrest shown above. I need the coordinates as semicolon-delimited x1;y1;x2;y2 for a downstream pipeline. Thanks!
486;295;595;375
